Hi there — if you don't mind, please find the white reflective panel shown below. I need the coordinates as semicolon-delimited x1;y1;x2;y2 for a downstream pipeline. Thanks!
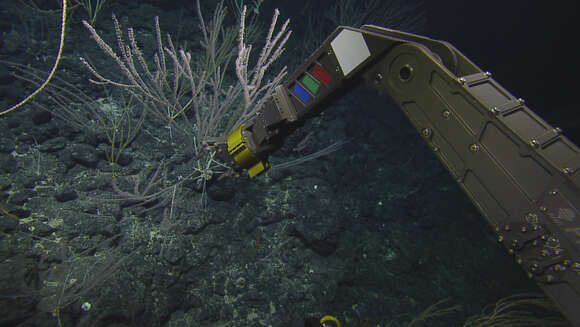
330;29;371;76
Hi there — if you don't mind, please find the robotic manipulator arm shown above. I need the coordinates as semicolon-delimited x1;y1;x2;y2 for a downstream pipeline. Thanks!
212;25;580;325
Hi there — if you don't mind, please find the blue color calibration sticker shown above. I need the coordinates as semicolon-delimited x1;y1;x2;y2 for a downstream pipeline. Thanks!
293;83;310;104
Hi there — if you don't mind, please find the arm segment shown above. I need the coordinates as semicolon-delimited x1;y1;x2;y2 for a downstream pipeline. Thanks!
222;25;580;325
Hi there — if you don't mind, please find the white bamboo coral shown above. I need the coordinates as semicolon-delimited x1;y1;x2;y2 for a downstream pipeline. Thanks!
235;5;292;125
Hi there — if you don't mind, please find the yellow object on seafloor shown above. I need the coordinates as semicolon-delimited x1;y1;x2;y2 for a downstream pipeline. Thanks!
320;315;342;327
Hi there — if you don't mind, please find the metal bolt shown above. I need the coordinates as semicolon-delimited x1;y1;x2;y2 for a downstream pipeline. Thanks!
469;143;480;152
520;226;527;233
529;139;539;148
525;212;538;223
562;168;573;175
549;190;558;196
327;49;332;55
458;77;466;85
539;206;547;212
374;73;383;84
541;249;550;257
497;235;504;242
563;260;571;266
442;110;451;119
554;264;566;272
421;128;432;138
